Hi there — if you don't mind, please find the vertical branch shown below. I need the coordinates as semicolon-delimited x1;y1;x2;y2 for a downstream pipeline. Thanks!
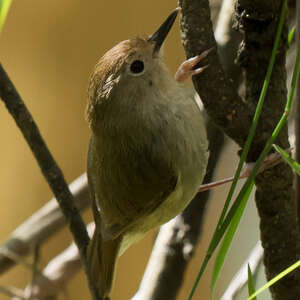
0;65;98;299
28;245;40;300
179;0;300;299
179;0;254;146
235;2;300;299
0;63;89;261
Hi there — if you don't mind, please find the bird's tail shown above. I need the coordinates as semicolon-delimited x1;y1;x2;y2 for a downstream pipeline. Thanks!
87;226;122;300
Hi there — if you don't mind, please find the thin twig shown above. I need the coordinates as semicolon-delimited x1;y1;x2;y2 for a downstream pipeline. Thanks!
29;245;40;300
21;223;95;300
199;150;289;192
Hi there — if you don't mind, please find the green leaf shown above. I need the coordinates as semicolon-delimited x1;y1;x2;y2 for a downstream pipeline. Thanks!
247;260;300;300
273;145;300;175
248;265;257;300
211;182;253;295
0;0;12;35
288;27;295;45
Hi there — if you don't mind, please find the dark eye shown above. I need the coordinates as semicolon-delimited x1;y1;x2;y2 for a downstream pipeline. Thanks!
130;60;144;74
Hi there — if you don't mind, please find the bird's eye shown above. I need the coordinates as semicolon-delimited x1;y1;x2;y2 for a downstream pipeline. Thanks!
130;60;144;75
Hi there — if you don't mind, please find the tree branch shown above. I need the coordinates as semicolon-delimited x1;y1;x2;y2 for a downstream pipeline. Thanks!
236;1;300;299
15;223;95;300
0;174;89;275
221;241;263;300
179;0;254;147
0;63;89;258
0;64;98;298
179;0;300;299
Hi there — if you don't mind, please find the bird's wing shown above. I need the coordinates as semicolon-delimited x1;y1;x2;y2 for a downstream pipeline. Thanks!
101;168;178;240
88;136;178;240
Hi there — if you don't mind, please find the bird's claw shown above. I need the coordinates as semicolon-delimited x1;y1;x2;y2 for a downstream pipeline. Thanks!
174;47;213;83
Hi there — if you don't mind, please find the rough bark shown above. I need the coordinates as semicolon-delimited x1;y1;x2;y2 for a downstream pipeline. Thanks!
236;1;300;299
179;0;255;146
179;0;300;299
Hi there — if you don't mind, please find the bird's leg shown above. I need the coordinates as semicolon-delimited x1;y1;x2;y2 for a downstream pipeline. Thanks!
199;150;290;192
175;48;213;82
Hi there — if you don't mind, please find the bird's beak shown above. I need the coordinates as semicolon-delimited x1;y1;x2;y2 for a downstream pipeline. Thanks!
148;8;180;55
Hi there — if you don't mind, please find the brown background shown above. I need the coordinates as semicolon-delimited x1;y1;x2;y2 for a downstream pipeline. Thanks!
0;1;263;299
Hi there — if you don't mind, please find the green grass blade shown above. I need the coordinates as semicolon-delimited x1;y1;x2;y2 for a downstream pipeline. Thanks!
0;0;12;35
207;0;288;296
273;144;300;175
188;2;288;299
247;260;300;300
248;264;257;300
209;33;300;300
227;37;300;300
216;0;288;227
211;182;253;295
288;27;295;45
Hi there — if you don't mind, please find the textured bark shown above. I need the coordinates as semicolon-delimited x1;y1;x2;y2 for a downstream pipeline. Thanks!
179;0;300;299
179;0;255;147
236;1;300;299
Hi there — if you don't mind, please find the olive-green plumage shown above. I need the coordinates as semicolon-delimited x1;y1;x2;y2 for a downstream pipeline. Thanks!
86;9;208;299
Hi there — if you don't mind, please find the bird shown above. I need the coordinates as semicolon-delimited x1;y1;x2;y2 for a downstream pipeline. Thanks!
86;8;210;299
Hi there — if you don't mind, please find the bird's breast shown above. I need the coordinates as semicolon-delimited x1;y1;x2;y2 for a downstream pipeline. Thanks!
89;87;208;247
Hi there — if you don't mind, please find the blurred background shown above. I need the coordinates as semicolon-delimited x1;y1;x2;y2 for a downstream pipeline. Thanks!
0;1;265;299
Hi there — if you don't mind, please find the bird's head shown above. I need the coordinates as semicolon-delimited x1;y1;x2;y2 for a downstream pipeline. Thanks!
87;8;180;129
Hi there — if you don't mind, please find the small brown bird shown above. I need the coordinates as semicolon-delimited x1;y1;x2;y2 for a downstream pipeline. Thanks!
86;8;209;299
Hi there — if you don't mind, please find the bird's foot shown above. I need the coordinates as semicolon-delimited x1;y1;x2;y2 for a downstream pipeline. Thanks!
174;48;213;83
199;149;291;192
241;149;291;178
